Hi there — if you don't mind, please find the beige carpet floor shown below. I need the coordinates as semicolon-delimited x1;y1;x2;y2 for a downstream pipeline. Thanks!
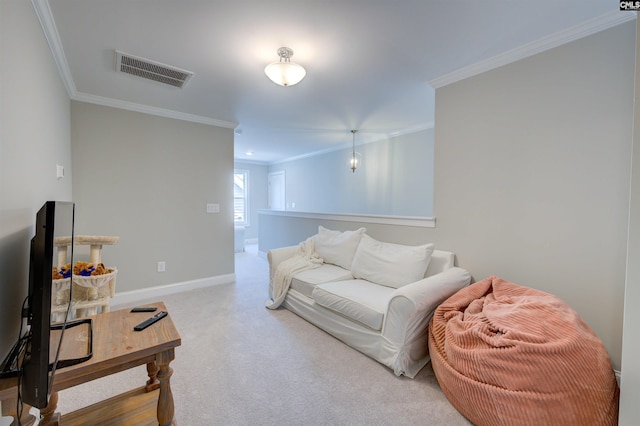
48;245;470;425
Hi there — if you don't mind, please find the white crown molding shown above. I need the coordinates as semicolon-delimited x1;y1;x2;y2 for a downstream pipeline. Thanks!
234;158;271;165
429;11;637;89
32;0;238;129
270;123;435;165
73;91;238;128
31;0;77;96
270;142;356;165
35;0;633;130
387;122;435;138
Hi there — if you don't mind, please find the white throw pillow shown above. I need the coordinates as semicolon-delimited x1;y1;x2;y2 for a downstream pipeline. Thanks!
314;226;366;270
351;235;434;288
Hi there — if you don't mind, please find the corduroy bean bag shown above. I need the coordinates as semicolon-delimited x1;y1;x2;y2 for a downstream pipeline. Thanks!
428;276;619;426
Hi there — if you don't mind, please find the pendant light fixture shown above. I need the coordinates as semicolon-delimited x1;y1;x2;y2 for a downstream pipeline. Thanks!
350;130;359;173
264;47;306;87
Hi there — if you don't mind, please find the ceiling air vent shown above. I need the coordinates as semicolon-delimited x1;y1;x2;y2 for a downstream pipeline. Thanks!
115;50;193;88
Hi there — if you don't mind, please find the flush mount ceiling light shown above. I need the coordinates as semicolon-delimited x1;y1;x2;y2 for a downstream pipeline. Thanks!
264;47;306;87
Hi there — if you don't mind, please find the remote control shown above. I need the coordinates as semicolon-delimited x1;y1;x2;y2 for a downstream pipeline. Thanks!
131;307;157;313
133;311;168;331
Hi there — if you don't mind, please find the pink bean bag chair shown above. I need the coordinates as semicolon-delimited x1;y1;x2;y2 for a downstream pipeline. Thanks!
428;276;619;426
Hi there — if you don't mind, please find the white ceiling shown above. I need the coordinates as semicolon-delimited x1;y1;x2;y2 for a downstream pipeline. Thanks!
37;0;632;163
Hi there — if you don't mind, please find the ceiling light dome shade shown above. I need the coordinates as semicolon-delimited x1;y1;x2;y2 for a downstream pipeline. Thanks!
265;47;306;87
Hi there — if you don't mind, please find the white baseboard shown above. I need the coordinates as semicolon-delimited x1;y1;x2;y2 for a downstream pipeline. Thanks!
111;273;235;307
615;369;621;386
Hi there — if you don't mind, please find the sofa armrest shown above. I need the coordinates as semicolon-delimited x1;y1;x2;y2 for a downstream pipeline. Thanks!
383;267;471;347
267;245;299;281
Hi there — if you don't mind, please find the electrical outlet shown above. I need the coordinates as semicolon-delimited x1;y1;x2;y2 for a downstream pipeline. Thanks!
157;261;166;272
206;203;220;213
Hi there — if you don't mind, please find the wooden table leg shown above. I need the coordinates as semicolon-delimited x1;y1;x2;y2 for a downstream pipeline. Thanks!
146;361;160;391
156;349;176;426
38;391;60;426
1;394;35;426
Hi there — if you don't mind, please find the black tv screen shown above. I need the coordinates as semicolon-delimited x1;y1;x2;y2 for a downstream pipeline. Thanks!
21;201;75;409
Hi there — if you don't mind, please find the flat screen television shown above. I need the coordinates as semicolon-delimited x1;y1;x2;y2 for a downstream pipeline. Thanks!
0;201;92;410
21;201;75;408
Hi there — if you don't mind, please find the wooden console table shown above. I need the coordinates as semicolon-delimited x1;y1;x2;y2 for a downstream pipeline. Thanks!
0;301;181;425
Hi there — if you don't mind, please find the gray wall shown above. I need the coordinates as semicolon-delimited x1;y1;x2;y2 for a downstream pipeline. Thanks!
433;21;634;371
269;129;434;217
620;19;640;424
234;161;269;241
260;21;635;371
71;102;234;293
259;213;434;253
0;1;72;357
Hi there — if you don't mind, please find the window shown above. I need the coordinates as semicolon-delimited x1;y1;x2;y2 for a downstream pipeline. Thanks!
234;170;249;226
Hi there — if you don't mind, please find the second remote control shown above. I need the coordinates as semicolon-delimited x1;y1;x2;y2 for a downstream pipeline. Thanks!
134;311;168;331
131;307;157;313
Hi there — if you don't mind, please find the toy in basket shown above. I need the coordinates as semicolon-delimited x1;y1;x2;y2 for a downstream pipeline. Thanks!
70;262;118;307
52;262;118;319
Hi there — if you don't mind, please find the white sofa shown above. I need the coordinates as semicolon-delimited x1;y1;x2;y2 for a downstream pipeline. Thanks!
267;227;471;378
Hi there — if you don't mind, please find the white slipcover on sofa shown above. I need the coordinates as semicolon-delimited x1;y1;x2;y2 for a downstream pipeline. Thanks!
267;226;471;378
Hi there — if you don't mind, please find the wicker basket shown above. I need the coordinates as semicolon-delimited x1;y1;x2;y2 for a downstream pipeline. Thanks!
52;277;71;306
72;268;118;300
73;269;117;289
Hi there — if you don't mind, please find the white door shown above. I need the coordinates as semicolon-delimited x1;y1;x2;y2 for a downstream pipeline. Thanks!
268;171;285;210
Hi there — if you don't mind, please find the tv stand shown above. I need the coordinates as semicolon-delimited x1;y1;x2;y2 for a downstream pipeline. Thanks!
0;301;181;425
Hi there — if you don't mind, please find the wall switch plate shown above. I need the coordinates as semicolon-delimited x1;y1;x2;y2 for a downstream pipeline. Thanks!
56;164;64;180
206;203;220;213
157;261;166;272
